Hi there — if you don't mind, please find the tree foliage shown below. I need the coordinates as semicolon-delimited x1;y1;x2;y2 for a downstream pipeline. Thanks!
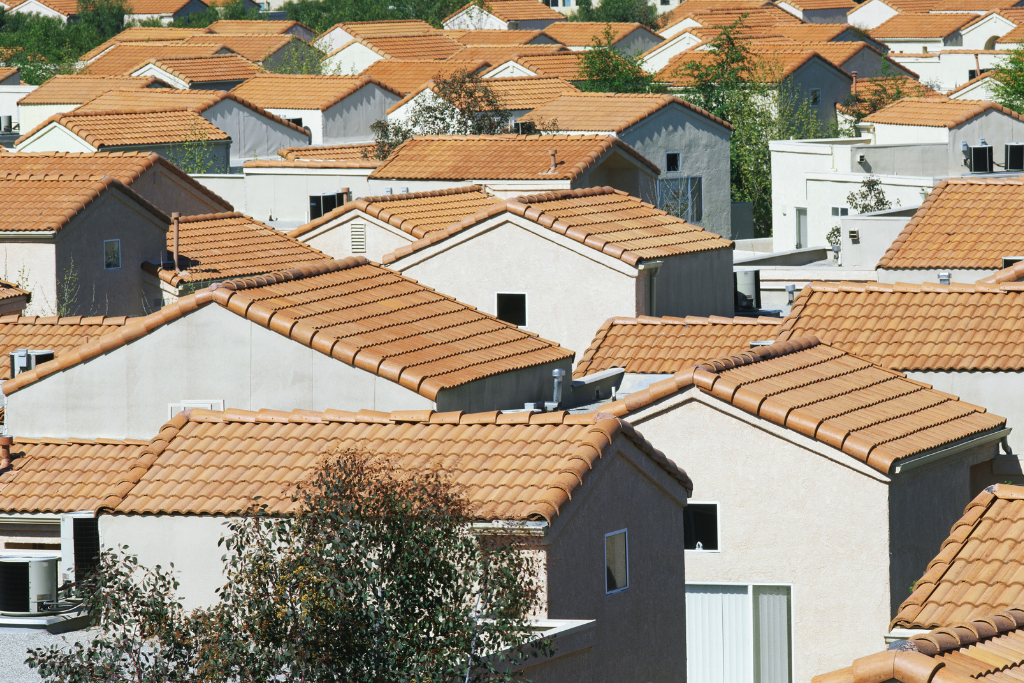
993;42;1024;113
672;20;841;236
838;59;922;123
846;175;893;214
576;23;658;93
27;450;548;683
368;68;513;159
283;0;468;34
571;0;659;30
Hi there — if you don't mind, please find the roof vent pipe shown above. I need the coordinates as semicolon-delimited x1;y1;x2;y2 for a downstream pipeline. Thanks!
544;368;565;411
172;212;181;273
851;70;857;94
938;271;951;285
340;187;350;204
548;148;557;173
0;436;13;470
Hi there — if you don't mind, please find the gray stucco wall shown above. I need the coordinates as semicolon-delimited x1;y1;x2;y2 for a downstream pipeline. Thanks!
243;168;374;227
843;50;912;79
909;370;1024;454
202;99;310;167
576;151;659;205
323;83;402;145
136;165;233;215
116;142;230;175
545;442;687;683
789;59;851;126
642;247;734;319
56;189;168;317
436;358;572;412
950;111;1024;174
618;104;733;239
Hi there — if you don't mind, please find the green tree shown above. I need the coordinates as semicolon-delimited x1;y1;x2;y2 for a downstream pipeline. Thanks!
27;450;548;683
576;23;658;93
839;59;923;123
162;0;263;27
167;116;216;174
282;0;470;34
572;0;658;30
367;68;512;159
993;42;1024;113
846;175;893;214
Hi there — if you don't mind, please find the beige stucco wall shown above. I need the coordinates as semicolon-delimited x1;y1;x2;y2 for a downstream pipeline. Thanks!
17;122;96;153
0;240;57;316
296;212;411;262
99;515;232;611
395;217;639;356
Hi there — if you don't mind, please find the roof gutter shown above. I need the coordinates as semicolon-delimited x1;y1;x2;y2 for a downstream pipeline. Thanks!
891;427;1011;475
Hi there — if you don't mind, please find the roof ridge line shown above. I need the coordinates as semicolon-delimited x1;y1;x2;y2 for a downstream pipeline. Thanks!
210;257;367;293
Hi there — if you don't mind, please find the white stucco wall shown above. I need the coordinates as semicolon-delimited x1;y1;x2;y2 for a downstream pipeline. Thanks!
877;268;993;284
960;14;1016;50
847;0;898;29
17;104;73;134
7;0;66;21
839;213;915;269
190;174;246;213
16;122;96;153
443;7;508;30
322;43;384;77
909;370;1024;454
264;108;323;145
482;61;538;78
641;32;697;74
0;241;57;316
323;84;401;146
0;85;35;125
296;211;412;263
243;166;374;229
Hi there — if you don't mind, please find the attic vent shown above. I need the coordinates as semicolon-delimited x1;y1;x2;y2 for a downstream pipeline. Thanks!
9;349;54;378
350;223;366;254
1007;144;1024;172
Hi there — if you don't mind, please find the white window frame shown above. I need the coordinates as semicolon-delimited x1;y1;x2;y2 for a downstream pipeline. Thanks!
103;239;121;270
605;528;629;595
684;500;721;553
495;291;528;328
686;581;795;683
810;88;821;106
830;206;849;217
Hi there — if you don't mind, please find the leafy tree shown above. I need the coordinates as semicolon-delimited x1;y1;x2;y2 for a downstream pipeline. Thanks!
993;42;1024;113
282;0;470;34
572;0;658;31
27;450;548;683
367;68;512;159
576;23;658;93
160;0;263;27
839;59;924;123
847;175;893;214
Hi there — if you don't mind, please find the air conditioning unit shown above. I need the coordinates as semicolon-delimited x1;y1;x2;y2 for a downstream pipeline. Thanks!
733;269;761;311
1007;144;1024;172
971;144;993;173
0;556;57;614
9;349;55;378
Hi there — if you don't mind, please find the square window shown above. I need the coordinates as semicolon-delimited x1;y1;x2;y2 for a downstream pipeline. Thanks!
665;152;681;173
684;503;719;551
605;529;628;594
831;207;849;217
103;240;120;270
288;117;303;128
496;293;527;327
810;88;821;106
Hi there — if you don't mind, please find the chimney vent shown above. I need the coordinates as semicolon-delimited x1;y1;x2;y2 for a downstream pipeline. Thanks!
548;148;557;173
851;70;857;94
171;212;181;273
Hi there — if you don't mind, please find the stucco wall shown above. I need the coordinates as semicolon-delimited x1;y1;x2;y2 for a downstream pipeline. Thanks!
135;165;233;215
545;444;688;683
5;303;434;440
18;104;73;133
909;370;1024;454
840;214;914;269
790;59;851;126
950;111;1024;172
0;241;57;316
853;142;949;175
631;393;893;682
960;14;1016;49
99;515;232;610
323;84;402;145
843;50;912;79
189;173;245;213
0;85;34;124
618;104;732;239
322;43;383;77
243;167;374;228
202;99;309;167
298;213;412;262
265;108;324;145
395;218;639;355
577;152;659;205
876;267;994;284
646;247;734;319
435;357;573;412
17;122;95;153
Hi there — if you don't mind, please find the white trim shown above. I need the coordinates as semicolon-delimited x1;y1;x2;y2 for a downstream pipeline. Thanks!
684;500;721;553
495;291;528;328
604;528;629;595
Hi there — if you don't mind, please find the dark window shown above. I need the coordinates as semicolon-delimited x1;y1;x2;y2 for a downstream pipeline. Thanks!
665;152;680;173
73;517;101;582
831;207;849;217
605;530;628;593
309;192;347;220
496;293;526;327
968;68;989;80
810;88;821;106
287;117;303;127
104;240;120;270
659;176;702;222
684;503;719;550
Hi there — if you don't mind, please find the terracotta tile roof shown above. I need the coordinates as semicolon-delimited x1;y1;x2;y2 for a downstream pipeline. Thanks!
776;280;1024;371
660;49;852;86
0;315;132;380
814;606;1024;683
94;405;687;518
81;42;229;76
752;22;857;42
79;27;211;61
446;44;569;64
0;151;232;212
136;54;261;83
230;73;402;111
277;142;378;160
2;258;573;400
659;0;774;27
779;0;855;9
541;22;650;47
377;185;733;267
388;75;577;114
359;59;491;94
519;92;733;133
573;315;784;378
123;0;195;13
877;178;1024;270
290;185;503;240
147;212;331;287
861;97;1022;127
0;67;18;82
329;34;466;60
0;176;168;233
837;76;939;115
244;158;381;169
661;6;803;34
997;24;1024;43
456;29;549;44
891;485;1024;630
369;134;662;181
183;34;299;62
207;19;311;35
977;260;1024;284
444;0;565;23
947;70;1001;96
17;75;166;106
16;109;229;149
0;282;30;304
0;436;151;513
318;20;439;42
881;0;945;10
500;52;582;79
592;336;1006;474
871;13;974;39
933;0;1022;11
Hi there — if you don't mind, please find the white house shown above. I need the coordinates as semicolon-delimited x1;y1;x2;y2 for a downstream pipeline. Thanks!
442;0;565;30
298;184;735;356
0;68;35;132
777;0;856;24
1;257;575;439
321;34;465;76
230;74;402;146
847;0;907;30
869;13;973;53
4;0;75;22
313;19;439;54
129;54;260;91
947;70;1002;99
890;48;1009;92
539;22;662;52
959;9;1021;49
522;93;735;236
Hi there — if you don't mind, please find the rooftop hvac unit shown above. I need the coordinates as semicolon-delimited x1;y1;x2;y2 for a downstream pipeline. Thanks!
9;349;55;377
971;144;993;173
0;556;57;615
1007;144;1024;172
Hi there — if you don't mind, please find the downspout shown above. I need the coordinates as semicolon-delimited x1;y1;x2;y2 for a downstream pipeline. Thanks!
638;260;664;316
171;212;181;273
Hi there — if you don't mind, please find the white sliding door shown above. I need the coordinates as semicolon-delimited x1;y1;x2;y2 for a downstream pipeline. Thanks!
753;586;792;683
